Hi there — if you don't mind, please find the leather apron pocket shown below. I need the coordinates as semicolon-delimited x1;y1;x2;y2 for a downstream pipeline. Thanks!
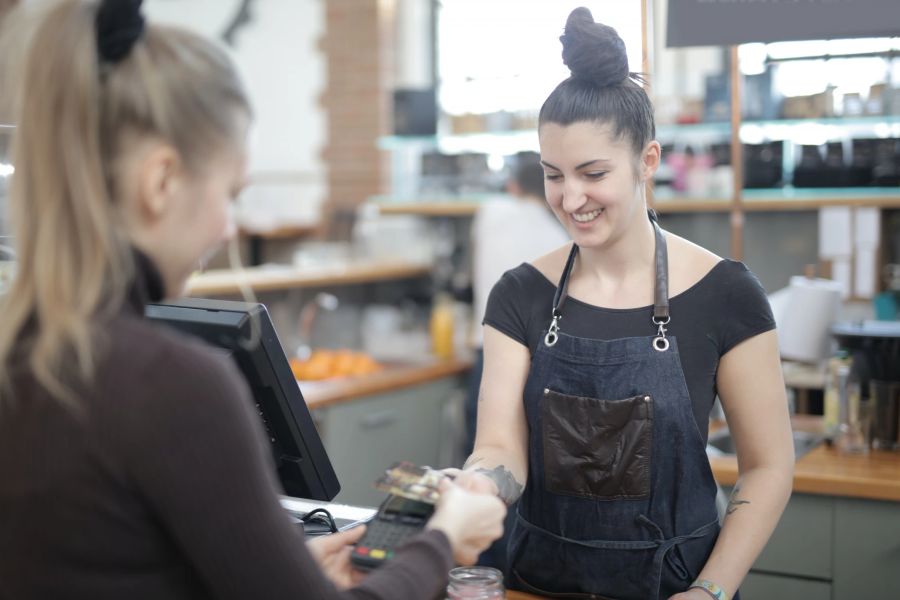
541;389;653;499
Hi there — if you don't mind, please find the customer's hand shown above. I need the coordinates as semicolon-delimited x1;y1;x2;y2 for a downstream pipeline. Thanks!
427;479;506;565
307;525;368;590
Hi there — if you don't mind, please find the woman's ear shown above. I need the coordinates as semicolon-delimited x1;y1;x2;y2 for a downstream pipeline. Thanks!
640;141;661;181
135;143;184;222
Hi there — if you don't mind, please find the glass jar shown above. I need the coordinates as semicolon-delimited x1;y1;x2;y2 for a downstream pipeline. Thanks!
823;352;851;438
835;362;870;454
446;566;505;599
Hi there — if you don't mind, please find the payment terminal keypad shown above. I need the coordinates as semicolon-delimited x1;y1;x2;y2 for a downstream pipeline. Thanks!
351;496;434;570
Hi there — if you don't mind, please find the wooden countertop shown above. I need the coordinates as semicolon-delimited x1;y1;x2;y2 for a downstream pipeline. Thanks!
185;260;431;296
300;357;472;410
709;417;900;502
508;592;543;600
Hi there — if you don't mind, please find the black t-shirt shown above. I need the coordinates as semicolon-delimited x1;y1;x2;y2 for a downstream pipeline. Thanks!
483;259;776;440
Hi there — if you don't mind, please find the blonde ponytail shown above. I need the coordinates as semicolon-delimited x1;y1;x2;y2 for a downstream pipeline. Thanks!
0;0;250;406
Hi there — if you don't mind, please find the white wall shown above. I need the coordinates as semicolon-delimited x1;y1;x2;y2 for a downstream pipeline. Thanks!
394;0;432;88
145;0;326;230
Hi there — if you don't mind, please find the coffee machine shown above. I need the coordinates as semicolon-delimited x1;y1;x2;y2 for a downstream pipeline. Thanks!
832;322;900;451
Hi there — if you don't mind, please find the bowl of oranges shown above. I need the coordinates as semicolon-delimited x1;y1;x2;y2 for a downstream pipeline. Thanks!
289;349;383;381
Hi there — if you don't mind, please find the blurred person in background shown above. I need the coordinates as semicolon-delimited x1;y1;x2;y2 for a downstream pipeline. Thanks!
466;151;569;455
464;150;567;573
0;1;504;598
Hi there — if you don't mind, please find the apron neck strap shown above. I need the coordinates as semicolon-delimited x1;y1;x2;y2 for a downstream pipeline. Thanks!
651;218;669;322
551;209;670;322
551;243;579;319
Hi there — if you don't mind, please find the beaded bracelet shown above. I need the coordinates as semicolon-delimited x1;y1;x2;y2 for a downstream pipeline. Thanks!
689;578;730;600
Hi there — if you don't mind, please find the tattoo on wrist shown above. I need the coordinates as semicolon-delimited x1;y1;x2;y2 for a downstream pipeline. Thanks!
726;484;750;515
474;465;523;505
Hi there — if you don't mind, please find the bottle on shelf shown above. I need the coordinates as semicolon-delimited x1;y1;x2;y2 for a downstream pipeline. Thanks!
823;351;850;440
430;292;456;360
835;359;870;455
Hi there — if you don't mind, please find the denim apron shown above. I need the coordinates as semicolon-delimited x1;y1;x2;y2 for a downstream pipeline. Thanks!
507;215;723;600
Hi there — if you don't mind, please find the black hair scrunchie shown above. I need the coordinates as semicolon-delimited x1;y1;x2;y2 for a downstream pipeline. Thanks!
96;0;145;63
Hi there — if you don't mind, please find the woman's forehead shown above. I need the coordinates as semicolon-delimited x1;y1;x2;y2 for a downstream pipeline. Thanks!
538;121;631;163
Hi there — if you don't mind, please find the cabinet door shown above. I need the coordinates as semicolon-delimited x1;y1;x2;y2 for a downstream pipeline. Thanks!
317;378;458;507
742;572;832;600
833;497;900;599
732;490;834;580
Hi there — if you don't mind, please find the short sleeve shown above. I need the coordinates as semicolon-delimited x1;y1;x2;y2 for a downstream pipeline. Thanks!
717;263;777;355
482;268;530;347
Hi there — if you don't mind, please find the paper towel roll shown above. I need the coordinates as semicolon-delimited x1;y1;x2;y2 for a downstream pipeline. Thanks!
776;276;844;363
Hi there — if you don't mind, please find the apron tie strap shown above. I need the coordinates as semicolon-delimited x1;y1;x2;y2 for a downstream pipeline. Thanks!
637;514;720;589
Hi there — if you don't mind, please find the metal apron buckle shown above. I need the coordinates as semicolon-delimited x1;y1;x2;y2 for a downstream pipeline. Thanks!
652;316;670;352
544;314;561;347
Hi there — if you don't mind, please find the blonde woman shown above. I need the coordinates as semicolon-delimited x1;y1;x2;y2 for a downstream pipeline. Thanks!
0;1;504;599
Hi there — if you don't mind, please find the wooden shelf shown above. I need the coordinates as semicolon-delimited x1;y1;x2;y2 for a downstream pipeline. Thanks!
743;193;900;211
301;357;472;409
373;201;480;217
654;198;733;213
238;223;320;240
186;260;431;296
371;190;900;218
654;191;900;213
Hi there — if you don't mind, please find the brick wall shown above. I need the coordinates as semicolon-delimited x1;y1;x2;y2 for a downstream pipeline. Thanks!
320;0;394;239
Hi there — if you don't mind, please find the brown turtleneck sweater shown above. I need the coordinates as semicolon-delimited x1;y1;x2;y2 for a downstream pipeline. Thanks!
0;253;453;599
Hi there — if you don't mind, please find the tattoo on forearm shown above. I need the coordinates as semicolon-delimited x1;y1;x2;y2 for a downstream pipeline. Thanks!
726;484;751;515
474;465;523;505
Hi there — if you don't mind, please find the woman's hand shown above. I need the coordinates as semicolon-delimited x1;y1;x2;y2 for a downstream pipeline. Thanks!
669;588;718;600
427;479;506;565
449;469;500;496
306;525;368;590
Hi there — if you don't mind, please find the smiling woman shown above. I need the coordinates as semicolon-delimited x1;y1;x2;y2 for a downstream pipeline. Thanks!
458;7;795;600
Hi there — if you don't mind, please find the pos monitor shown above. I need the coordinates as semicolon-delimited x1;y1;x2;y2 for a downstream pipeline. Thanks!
145;298;340;501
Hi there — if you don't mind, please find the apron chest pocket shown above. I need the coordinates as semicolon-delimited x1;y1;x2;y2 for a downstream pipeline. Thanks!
541;389;653;500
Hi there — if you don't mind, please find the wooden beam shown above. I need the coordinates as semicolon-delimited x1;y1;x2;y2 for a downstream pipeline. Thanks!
729;46;744;261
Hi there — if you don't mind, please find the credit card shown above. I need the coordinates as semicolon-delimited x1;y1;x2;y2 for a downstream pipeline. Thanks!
374;461;448;504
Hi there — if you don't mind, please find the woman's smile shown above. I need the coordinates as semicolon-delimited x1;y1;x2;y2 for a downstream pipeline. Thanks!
570;207;605;225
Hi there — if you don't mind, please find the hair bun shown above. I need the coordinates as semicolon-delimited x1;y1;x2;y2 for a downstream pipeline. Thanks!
560;7;629;87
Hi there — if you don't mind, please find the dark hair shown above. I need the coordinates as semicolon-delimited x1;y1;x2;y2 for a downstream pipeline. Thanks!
539;7;655;156
513;151;545;200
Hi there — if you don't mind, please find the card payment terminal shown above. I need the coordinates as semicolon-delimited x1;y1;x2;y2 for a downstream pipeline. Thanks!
351;494;434;570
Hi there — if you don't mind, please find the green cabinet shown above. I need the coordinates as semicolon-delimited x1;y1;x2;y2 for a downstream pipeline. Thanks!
733;490;900;599
313;377;461;507
743;573;832;599
751;493;834;580
833;497;900;599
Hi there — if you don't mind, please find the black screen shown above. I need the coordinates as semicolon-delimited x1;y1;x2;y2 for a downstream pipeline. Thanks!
145;298;340;501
